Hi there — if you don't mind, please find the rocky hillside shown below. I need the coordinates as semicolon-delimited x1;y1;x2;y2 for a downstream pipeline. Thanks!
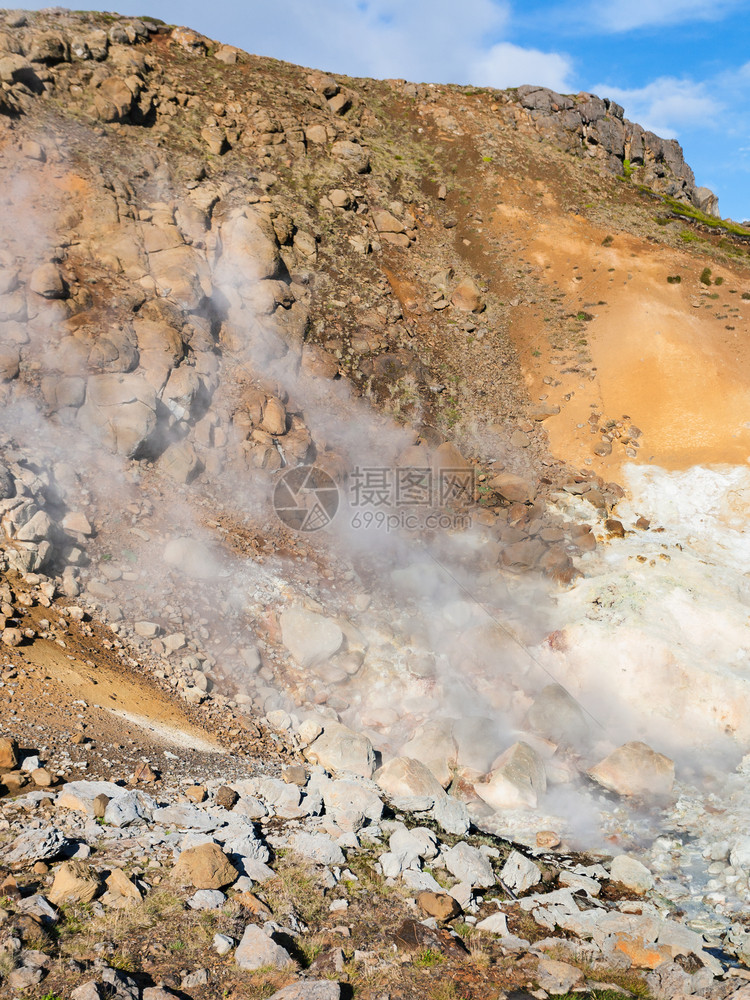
2;8;750;1000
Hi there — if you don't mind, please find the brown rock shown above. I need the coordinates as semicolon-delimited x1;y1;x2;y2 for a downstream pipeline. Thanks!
372;210;406;234
0;737;18;770
31;767;53;787
172;842;238;889
416;891;462;921
236;891;273;916
215;785;239;810
536;830;561;849
29;262;66;299
93;793;111;819
605;518;625;537
282;765;307;786
133;761;159;783
48;860;101;905
394;918;469;959
2;771;28;792
529;403;560;421
588;741;674;798
1;628;22;648
260;397;287;435
451;276;484;312
104;867;142;903
489;472;536;504
184;784;207;803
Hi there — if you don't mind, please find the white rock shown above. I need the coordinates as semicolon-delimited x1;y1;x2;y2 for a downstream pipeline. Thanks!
444;843;495;888
288;831;345;866
375;756;444;805
610;855;654;892
188;889;226;910
476;911;509;934
213;933;234;955
304;722;375;779
432;794;470;836
500;850;542;893
57;780;122;816
235;924;294;971
280;607;343;667
475;741;546;810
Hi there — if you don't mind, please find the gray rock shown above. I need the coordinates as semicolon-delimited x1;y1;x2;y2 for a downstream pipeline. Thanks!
213;932;234;955
432;794;470;836
235;924;294;971
267;982;342;1000
188;889;226;910
100;966;140;1000
536;957;584;994
501;850;542;893
223;831;271;865
104;790;154;827
443;842;495;888
288;831;345;866
71;983;104;1000
4;826;67;864
153;804;219;830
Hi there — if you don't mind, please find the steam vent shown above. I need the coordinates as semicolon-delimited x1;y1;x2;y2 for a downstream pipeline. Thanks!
1;8;750;999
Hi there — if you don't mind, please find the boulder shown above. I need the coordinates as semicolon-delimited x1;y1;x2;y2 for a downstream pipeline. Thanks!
304;722;375;779
375;756;445;805
475;741;547;810
3;826;68;864
372;210;406;234
280;607;343;667
500;850;542;893
288;831;345;866
588;741;674;797
331;140;370;173
173;842;239;889
401;720;457;788
48;861;101;905
536;957;584;994
451;277;484;312
489;472;536;504
525;684;589;746
29;262;66;299
235;924;294;971
610;855;654;892
443;843;495;888
57;780;122;816
81;374;157;456
0;736;18;769
417;891;462;921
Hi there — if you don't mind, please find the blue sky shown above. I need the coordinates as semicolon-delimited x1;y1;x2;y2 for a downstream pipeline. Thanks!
19;0;750;221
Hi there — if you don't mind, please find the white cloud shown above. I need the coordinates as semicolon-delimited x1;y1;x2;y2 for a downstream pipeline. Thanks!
474;41;573;91
581;0;743;33
592;77;723;136
246;0;572;89
20;0;572;91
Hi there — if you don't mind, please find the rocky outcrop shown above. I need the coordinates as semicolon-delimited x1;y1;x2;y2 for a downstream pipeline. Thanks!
511;85;717;212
